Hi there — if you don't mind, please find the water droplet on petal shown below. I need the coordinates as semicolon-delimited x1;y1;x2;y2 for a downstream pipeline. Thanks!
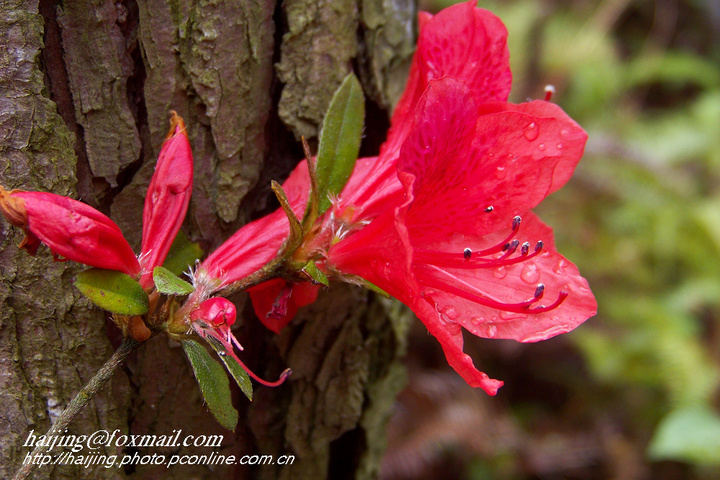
523;122;539;141
485;324;498;338
444;306;459;319
553;259;568;274
424;288;436;296
446;322;462;335
537;143;546;151
556;143;563;150
499;310;527;320
471;317;483;326
520;262;540;284
496;166;506;178
493;266;507;279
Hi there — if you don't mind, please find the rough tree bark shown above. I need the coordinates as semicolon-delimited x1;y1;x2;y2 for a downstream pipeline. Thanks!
1;1;416;479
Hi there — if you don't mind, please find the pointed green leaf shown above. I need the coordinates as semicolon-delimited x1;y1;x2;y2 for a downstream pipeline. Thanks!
203;337;254;401
300;261;329;287
74;268;149;315
219;355;253;401
162;231;204;276
182;339;238;431
316;73;365;214
153;266;194;295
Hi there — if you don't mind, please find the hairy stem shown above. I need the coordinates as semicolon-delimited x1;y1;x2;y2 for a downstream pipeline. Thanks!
13;337;140;480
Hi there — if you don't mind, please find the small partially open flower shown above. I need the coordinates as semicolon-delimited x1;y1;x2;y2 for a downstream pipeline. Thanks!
188;297;291;387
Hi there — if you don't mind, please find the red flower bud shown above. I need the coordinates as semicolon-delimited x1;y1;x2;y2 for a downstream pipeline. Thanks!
140;112;194;289
0;185;140;275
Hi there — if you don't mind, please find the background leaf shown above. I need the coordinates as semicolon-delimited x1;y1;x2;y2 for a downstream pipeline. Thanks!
74;268;149;315
162;231;204;276
648;406;720;465
182;339;238;431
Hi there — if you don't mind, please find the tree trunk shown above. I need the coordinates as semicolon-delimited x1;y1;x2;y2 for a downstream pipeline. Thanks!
1;1;416;479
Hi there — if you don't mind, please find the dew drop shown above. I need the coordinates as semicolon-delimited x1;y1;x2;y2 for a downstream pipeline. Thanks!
553;259;568;274
537;143;546;151
523;122;539;141
444;306;459;320
470;317;483;326
423;288;436;296
520;262;540;284
496;165;506;178
556;143;563;150
485;324;498;338
499;310;527;320
493;266;507;279
446;322;462;335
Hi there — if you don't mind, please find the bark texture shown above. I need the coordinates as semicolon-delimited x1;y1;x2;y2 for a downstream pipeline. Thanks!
1;0;415;479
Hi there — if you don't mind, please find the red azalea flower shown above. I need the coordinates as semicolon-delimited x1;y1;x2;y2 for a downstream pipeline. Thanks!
327;76;596;395
191;1;595;395
0;112;193;289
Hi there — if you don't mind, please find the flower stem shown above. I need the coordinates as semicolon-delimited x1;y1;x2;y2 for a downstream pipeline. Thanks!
12;337;141;480
218;257;283;297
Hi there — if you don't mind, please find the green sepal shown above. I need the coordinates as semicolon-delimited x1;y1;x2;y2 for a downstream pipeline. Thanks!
300;261;329;287
315;73;365;214
363;280;390;298
153;266;194;296
162;231;204;276
74;268;149;315
182;339;239;431
272;180;303;254
301;138;320;233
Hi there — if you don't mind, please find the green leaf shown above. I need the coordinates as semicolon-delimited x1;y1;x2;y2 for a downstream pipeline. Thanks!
300;261;329;287
202;337;254;401
74;268;149;315
315;73;365;214
219;354;253;401
182;340;239;431
648;405;720;465
153;266;194;295
162;231;204;276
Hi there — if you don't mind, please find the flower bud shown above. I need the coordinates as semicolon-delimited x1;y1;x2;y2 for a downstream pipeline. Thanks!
140;111;194;289
0;185;140;275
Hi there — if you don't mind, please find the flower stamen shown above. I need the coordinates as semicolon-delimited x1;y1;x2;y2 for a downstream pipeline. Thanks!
420;264;567;315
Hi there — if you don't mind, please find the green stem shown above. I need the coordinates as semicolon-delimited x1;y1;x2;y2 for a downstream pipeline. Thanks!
13;337;141;480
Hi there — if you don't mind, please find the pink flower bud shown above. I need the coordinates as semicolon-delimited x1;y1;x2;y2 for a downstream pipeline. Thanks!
140;111;194;289
0;185;140;275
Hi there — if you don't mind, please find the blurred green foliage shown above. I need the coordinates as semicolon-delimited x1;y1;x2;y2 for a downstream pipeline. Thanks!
420;0;720;477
